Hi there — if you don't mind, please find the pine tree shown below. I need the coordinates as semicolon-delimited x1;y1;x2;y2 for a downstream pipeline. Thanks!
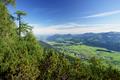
15;10;26;39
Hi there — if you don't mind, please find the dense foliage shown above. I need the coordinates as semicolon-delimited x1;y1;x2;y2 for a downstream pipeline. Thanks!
0;0;120;80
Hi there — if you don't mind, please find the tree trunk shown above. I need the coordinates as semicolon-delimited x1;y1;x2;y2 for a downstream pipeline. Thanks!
18;15;21;40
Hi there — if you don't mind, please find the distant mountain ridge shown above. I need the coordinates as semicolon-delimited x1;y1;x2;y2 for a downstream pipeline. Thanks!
47;32;120;51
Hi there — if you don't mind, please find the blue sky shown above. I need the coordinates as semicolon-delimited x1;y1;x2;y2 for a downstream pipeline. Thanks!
9;0;120;35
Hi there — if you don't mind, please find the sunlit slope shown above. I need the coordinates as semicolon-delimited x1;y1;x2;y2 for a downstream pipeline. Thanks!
48;42;120;67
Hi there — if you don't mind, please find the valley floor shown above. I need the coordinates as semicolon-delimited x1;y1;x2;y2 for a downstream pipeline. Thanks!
47;41;120;69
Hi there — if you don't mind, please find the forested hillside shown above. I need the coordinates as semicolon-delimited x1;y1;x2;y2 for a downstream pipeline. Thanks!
47;32;120;51
0;0;120;80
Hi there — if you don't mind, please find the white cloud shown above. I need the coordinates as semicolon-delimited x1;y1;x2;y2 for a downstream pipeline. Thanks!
83;10;120;18
32;23;120;35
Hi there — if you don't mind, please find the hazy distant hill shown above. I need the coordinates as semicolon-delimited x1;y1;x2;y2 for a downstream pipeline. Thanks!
47;32;120;51
39;40;53;49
